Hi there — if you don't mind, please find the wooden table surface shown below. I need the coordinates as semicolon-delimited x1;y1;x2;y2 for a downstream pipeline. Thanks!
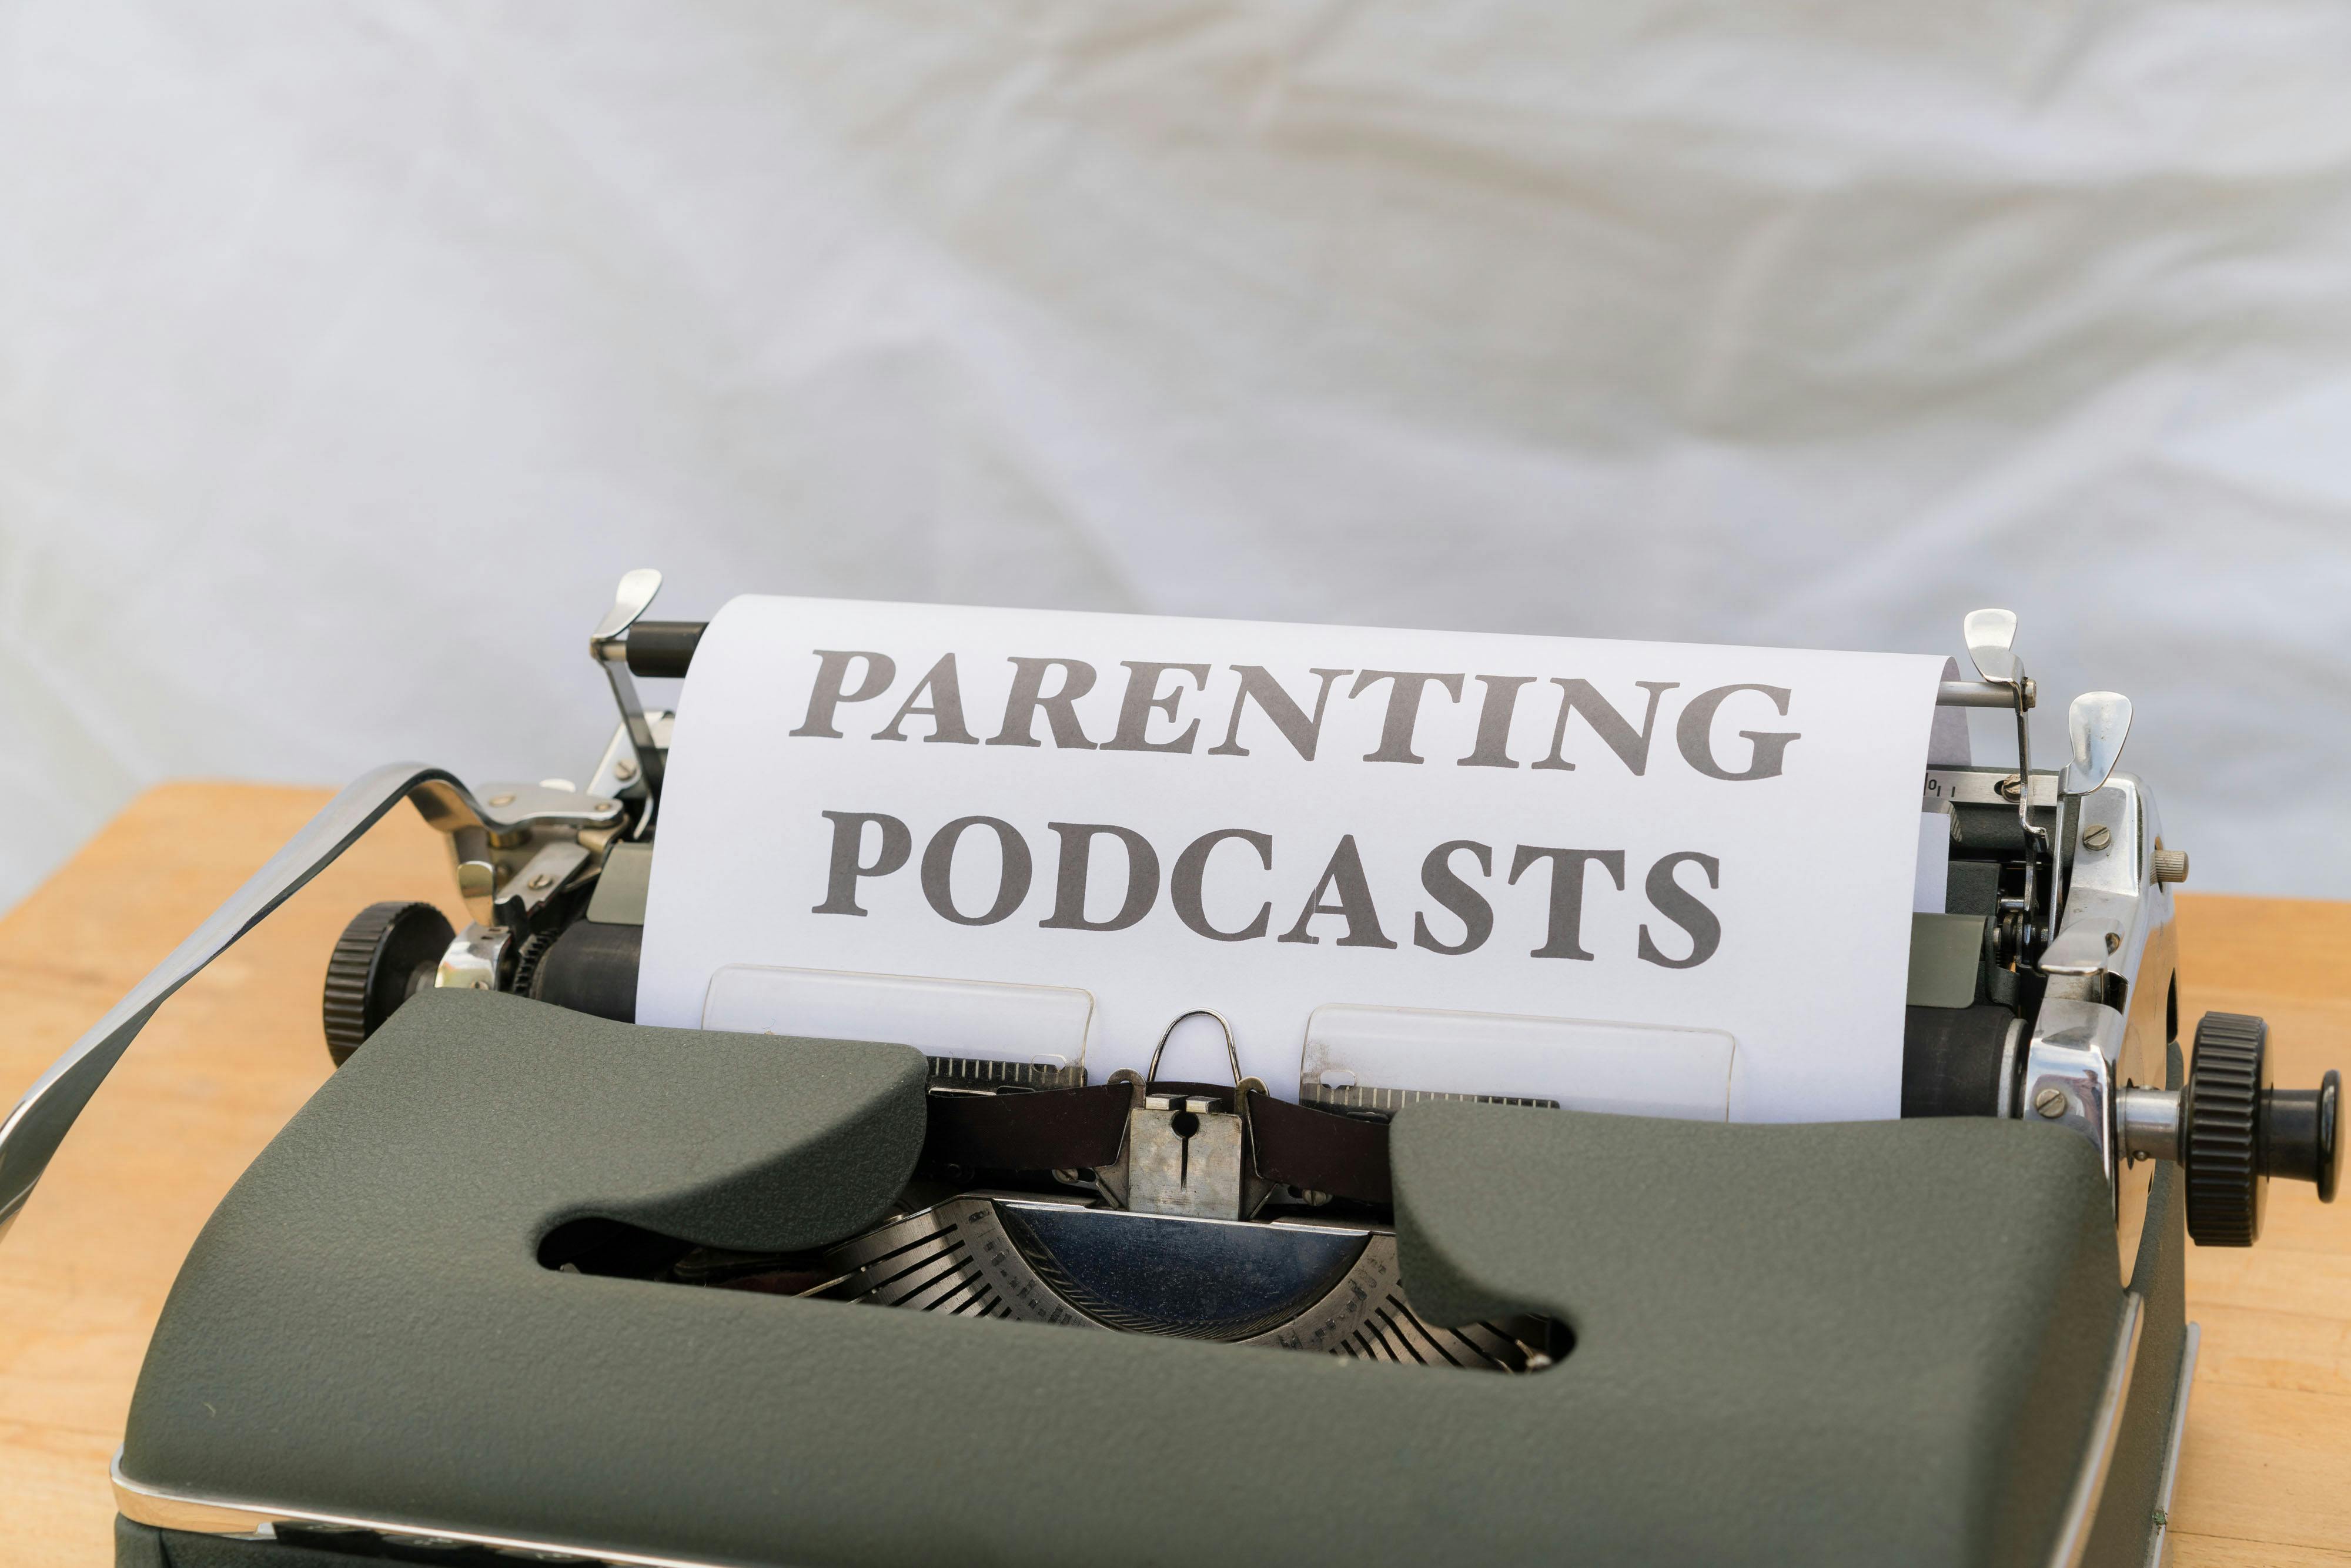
1;783;2346;1565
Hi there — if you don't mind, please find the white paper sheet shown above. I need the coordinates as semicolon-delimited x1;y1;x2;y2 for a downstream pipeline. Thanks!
1915;812;1952;914
638;596;1944;1121
1301;1005;1737;1122
700;967;1094;1073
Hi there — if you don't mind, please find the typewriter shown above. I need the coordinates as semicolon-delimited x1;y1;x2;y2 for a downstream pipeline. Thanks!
1;574;2336;1568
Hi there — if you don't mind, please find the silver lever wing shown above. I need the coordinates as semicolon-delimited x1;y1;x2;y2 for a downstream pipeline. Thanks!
590;569;667;794
0;763;496;1240
1964;607;2019;685
2063;692;2132;797
590;567;663;648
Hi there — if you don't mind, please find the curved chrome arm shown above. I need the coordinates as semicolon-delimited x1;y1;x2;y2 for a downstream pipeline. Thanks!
590;568;666;794
0;763;494;1239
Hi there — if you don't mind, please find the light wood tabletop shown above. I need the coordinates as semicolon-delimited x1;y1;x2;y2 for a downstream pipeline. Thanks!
1;783;2345;1564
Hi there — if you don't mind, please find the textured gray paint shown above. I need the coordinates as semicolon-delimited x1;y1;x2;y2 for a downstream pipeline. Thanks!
125;992;2126;1567
1390;1102;2125;1568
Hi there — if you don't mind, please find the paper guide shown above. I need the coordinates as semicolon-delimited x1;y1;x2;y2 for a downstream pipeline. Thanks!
637;596;1944;1122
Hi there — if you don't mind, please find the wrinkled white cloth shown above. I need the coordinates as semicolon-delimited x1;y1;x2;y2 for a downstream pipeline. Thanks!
1;1;2346;907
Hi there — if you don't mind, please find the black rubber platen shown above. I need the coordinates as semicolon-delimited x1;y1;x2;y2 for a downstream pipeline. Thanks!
624;621;704;679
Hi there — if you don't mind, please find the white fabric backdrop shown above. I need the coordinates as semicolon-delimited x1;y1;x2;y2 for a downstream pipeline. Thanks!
2;1;2347;909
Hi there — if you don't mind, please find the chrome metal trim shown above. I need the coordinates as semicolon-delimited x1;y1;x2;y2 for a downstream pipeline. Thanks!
2116;1088;2183;1165
2041;781;2149;998
2023;999;2125;1186
1924;767;2061;810
927;1055;1088;1092
586;713;672;804
1303;1082;1563;1115
1996;1016;2026;1120
2025;772;2179;1235
0;763;499;1236
2144;1322;2201;1568
112;1450;726;1567
2048;1290;2147;1568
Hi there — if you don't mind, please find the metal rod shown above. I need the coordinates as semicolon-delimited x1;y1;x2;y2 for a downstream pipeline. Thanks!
1939;678;2038;710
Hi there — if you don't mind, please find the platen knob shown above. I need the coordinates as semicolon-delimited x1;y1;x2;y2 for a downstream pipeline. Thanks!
2270;1070;2343;1203
2181;1012;2342;1246
2183;1014;2264;1245
322;901;456;1066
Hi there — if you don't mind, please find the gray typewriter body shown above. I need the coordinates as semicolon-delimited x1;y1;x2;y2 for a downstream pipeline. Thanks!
2;578;2334;1568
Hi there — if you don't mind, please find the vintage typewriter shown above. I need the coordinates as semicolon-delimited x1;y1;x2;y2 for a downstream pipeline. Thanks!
1;574;2336;1568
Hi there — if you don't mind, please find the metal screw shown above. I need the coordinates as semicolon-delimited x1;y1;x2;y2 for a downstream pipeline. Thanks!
614;759;638;781
2034;1086;2069;1119
489;793;516;807
527;873;553;891
2082;824;2112;851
